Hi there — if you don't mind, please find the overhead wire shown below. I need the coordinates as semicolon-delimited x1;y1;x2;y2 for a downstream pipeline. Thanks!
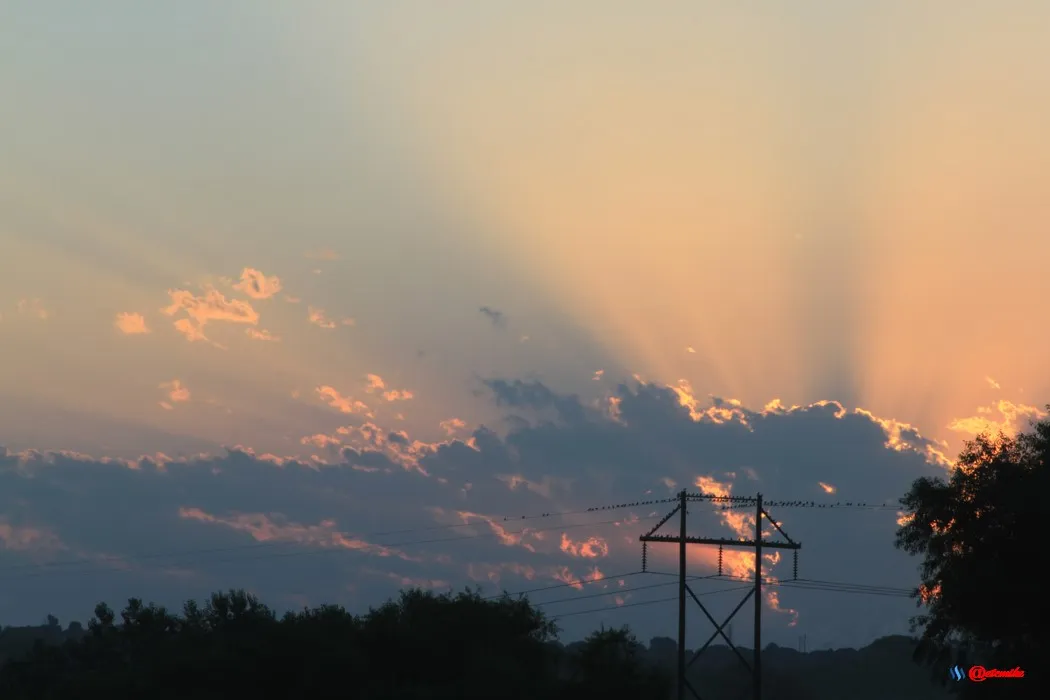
551;585;755;619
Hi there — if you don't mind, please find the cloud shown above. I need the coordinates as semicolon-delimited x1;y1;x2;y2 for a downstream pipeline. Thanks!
439;418;467;436
232;268;282;300
158;380;190;409
285;296;301;304
478;306;505;327
559;533;609;558
0;377;950;649
307;306;347;329
178;508;413;560
114;312;150;334
162;287;259;343
0;518;66;555
947;399;1047;437
245;328;280;342
316;386;372;416
985;376;1001;390
17;298;50;320
364;374;414;402
592;370;604;381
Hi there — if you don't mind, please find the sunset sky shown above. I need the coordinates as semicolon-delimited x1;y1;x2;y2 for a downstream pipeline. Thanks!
2;1;1049;650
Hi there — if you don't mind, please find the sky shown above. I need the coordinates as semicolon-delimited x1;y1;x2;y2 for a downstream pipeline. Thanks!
1;1;1049;651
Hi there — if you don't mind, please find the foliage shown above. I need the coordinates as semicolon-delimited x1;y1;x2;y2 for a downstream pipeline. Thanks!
0;587;667;700
896;409;1049;698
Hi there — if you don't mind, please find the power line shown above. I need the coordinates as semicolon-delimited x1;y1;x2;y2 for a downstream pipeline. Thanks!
550;585;755;620
553;595;680;619
482;571;648;601
0;491;901;580
522;574;736;608
0;497;747;579
705;573;913;597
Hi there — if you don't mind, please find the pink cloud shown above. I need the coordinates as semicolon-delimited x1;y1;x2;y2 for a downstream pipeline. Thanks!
232;267;282;300
245;328;280;342
316;386;372;416
364;374;414;402
17;298;50;320
114;312;150;334
159;379;190;409
177;507;417;561
307;307;336;329
162;287;259;343
439;418;467;436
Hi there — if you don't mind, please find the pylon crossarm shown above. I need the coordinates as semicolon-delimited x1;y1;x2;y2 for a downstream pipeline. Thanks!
687;492;756;504
640;534;800;550
761;507;796;545
640;504;681;538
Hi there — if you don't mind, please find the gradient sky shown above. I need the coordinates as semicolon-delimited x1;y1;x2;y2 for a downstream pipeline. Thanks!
2;1;1049;650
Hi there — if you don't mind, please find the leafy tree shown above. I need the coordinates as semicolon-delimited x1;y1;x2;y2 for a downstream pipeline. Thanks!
0;587;667;700
563;625;670;700
896;410;1048;698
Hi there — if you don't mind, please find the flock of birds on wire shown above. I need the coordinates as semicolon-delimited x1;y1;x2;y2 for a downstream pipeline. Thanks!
505;492;899;521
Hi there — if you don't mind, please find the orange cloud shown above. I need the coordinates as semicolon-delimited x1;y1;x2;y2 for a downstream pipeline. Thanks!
818;482;836;494
307;306;336;329
592;369;604;380
158;379;190;409
453;511;539;552
330;423;472;474
162;287;259;343
285;295;301;303
552;565;604;591
0;519;66;554
178;507;416;561
232;267;282;300
985;376;1001;390
694;474;797;623
439;418;467;436
667;381;749;424
114;312;150;334
316;386;372;416
17;298;49;320
364;374;414;401
559;533;610;558
300;433;342;449
948;400;1047;437
245;328;280;342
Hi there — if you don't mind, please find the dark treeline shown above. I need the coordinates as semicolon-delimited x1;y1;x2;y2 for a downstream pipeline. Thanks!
0;588;670;700
0;588;950;700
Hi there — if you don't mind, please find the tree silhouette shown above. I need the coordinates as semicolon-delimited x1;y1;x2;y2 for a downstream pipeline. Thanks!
563;625;670;699
0;587;669;699
896;409;1048;698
